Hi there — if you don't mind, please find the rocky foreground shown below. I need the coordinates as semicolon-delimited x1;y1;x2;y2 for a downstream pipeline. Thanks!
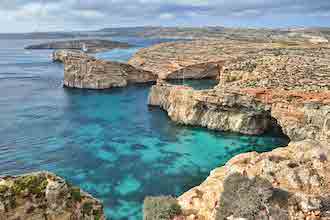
25;39;133;53
0;172;105;220
148;42;330;219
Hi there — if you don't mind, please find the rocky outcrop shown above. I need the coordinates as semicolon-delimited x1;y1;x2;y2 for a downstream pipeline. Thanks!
61;51;157;89
149;53;330;140
25;39;133;53
178;139;330;220
0;172;105;220
148;83;276;135
148;44;330;219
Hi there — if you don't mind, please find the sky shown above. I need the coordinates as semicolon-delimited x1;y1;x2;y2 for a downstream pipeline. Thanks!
0;0;330;33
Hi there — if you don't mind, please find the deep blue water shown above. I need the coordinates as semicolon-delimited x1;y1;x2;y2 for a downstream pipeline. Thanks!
0;38;288;219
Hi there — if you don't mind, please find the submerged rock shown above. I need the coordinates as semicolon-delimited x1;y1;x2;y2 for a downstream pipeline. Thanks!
59;50;157;89
0;171;105;220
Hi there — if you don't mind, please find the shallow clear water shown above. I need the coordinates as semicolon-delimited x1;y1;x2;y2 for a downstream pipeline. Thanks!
0;38;288;219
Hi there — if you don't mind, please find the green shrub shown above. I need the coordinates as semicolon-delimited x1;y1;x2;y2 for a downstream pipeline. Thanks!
216;173;273;220
12;175;48;196
143;196;182;220
70;186;82;202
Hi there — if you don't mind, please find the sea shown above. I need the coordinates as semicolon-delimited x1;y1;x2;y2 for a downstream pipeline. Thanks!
0;37;288;219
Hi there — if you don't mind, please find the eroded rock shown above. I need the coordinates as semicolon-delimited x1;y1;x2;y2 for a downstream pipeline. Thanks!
60;50;157;89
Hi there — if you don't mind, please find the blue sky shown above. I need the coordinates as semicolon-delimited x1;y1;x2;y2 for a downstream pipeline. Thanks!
1;0;330;33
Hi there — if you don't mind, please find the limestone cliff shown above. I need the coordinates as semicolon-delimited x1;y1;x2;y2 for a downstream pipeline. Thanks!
148;45;330;219
0;172;105;220
149;53;330;141
59;50;157;89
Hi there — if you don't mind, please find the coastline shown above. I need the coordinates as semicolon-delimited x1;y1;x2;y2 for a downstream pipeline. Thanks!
1;28;330;219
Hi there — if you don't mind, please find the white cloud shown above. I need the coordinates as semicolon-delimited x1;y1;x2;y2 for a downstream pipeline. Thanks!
159;13;175;20
0;0;329;32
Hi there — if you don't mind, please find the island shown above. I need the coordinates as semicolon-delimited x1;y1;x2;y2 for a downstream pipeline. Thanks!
25;39;133;53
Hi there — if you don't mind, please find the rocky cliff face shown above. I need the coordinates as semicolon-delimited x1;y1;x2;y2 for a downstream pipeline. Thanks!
0;172;105;220
148;44;330;219
148;83;275;136
59;50;157;89
149;52;330;141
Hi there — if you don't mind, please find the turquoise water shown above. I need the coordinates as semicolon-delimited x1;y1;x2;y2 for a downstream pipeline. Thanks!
0;38;289;219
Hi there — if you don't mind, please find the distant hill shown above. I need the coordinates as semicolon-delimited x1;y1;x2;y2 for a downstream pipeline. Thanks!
1;27;330;43
25;39;133;53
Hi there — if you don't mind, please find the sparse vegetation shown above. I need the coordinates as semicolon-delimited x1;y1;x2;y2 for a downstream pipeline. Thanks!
0;184;9;194
143;196;182;220
93;209;102;220
70;186;82;202
12;175;48;196
216;173;273;220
